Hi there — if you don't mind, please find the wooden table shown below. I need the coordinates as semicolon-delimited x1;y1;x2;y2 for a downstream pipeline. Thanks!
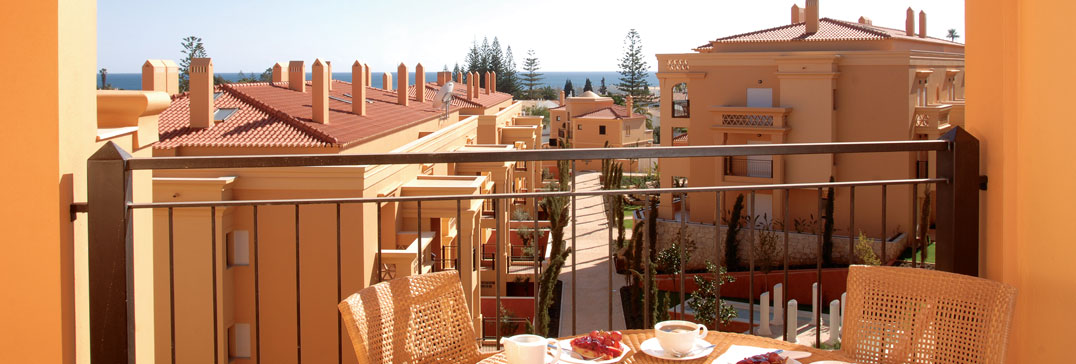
478;330;854;363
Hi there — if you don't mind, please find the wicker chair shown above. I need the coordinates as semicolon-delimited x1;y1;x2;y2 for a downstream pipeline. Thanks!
841;265;1017;364
339;271;494;363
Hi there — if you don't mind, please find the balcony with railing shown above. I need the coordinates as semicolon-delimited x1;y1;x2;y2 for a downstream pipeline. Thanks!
81;129;982;364
710;107;791;130
914;104;955;135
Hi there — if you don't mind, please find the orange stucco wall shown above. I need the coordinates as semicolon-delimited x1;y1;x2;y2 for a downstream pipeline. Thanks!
966;0;1076;361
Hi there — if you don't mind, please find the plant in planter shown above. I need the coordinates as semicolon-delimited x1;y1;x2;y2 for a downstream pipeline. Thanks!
532;158;572;337
855;231;881;266
754;217;779;274
724;194;745;270
686;261;737;329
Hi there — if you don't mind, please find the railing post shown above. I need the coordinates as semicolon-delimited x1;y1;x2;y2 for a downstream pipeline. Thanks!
936;127;980;276
87;141;134;364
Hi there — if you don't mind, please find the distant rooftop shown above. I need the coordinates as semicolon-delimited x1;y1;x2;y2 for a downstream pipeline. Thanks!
695;17;960;51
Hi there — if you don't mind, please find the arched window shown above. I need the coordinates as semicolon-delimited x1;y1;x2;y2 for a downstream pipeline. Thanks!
672;82;689;118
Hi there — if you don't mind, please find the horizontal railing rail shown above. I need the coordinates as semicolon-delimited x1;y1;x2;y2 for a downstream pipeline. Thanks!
86;129;978;364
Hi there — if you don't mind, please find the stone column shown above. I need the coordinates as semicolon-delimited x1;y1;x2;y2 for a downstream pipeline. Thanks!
759;291;772;336
827;299;841;346
786;299;798;343
773;283;784;328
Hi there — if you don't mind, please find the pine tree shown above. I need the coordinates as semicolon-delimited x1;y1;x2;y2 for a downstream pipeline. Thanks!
98;68;114;90
599;77;609;95
563;79;574;97
500;45;520;96
521;49;543;98
583;78;594;92
178;36;207;93
464;41;482;75
488;37;504;88
616;29;653;104
452;63;461;79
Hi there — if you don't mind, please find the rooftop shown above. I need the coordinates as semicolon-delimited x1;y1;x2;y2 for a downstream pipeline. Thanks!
157;80;512;150
695;17;959;51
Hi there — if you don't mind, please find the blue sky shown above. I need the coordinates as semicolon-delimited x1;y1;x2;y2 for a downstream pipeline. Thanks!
97;0;964;73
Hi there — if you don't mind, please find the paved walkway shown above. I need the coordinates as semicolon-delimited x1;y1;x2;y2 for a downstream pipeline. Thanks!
556;172;628;336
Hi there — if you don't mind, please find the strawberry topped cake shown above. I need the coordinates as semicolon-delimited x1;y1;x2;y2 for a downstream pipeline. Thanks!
569;330;623;360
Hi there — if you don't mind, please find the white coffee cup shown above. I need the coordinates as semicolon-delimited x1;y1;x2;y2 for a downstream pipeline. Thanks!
500;334;560;364
654;320;708;356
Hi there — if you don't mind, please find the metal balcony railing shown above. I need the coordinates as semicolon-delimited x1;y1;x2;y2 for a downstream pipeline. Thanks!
81;128;981;364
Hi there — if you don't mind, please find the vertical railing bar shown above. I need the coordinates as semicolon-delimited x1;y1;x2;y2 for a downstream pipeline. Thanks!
912;184;918;268
457;199;463;277
715;191;722;331
335;203;342;364
643;193;652;329
571;159;578;335
749;191;756;336
849;187;856;265
376;202;383;283
294;204;302;364
783;189;790;342
882;185;888;266
211;206;219;364
168;207;176;364
253;206;261;364
607;194;614;330
495;192;502;349
533;196;540;329
815;188;822;348
418;200;423;275
678;192;686;317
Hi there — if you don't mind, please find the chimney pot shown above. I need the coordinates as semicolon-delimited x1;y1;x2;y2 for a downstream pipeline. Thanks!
383;72;393;91
626;95;634;118
398;63;409;106
141;59;179;96
352;61;366;116
484;71;491;95
189;58;214;129
491;71;497;93
312;59;329;124
272;62;288;83
558;90;565;106
466;72;474;100
791;4;802;24
805;0;819;34
288;61;305;92
364;64;371;87
415;63;426;103
326;61;333;91
906;8;916;36
919;10;927;38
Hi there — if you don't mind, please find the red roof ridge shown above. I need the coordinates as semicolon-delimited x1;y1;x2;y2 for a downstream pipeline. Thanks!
575;105;632;119
218;83;339;144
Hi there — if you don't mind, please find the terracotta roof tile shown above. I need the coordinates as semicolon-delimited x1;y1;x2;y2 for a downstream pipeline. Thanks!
575;105;632;119
700;18;957;47
156;80;514;150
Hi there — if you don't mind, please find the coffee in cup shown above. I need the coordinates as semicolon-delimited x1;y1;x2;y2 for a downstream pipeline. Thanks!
654;320;707;355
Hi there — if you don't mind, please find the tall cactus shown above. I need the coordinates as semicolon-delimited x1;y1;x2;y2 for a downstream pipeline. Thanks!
601;155;626;250
725;194;745;270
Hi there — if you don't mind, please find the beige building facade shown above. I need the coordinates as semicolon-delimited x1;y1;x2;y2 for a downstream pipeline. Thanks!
655;1;964;246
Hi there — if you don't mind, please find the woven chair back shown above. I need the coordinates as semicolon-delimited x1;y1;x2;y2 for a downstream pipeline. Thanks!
339;271;481;363
842;265;1017;364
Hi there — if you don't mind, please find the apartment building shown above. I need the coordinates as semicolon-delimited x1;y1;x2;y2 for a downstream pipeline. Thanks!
549;91;653;170
655;0;964;247
142;58;540;363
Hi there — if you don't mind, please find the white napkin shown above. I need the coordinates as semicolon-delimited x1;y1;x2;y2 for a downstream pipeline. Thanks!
711;345;784;364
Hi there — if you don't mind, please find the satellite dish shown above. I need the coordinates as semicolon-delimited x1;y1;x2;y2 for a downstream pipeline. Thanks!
433;81;454;119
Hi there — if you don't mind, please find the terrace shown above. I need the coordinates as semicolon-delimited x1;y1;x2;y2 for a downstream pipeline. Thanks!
81;128;980;363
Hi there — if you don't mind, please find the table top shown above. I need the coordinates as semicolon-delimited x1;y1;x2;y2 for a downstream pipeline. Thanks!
478;330;853;364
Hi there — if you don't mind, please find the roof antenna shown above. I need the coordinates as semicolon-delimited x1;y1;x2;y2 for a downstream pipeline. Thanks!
432;81;455;120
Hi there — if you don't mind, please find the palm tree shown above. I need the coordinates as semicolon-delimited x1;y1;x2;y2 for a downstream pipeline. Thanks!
947;29;961;42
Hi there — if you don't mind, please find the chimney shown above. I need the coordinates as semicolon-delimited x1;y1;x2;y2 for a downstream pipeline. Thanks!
312;59;329;124
189;58;213;129
142;60;165;92
397;63;409;106
352;61;366;116
163;60;179;95
272;62;288;83
415;63;426;102
383;72;392;91
626;95;634;118
364;64;372;87
805;0;819;34
919;10;927;38
491;71;497;93
457;71;464;84
858;16;872;25
484;71;491;95
558;90;565;106
472;72;480;99
906;8;916;36
326;61;333;90
791;4;802;24
288;60;305;92
466;72;474;100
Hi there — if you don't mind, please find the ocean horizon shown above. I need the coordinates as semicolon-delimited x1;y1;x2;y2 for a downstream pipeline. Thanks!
98;71;660;93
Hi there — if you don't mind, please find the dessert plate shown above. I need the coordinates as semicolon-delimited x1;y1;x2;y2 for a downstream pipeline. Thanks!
638;337;715;361
552;339;630;364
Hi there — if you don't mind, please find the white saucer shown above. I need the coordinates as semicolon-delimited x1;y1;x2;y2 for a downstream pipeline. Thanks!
638;337;715;361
